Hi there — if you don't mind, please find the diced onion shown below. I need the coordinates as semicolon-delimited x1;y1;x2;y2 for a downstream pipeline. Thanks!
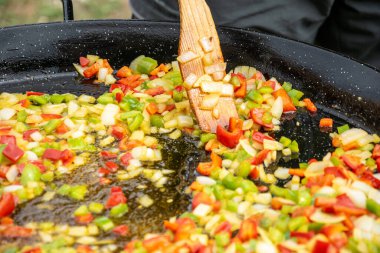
274;167;290;180
196;176;216;186
97;68;108;82
263;139;283;151
212;107;220;119
6;165;19;182
200;82;234;96
310;209;345;224
200;94;220;110
346;188;367;208
25;151;38;161
30;131;43;142
105;74;117;85
73;63;85;76
204;62;226;74
242;119;253;130
101;104;119;126
270;97;283;119
177;115;193;128
193;204;212;217
0;108;16;120
139;195;154;207
184;73;198;89
177;51;199;63
304;161;327;177
199;36;214;53
212;71;225;81
340;128;368;145
239;139;257;157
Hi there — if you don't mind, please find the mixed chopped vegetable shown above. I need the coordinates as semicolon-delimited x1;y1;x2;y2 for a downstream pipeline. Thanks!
0;54;379;253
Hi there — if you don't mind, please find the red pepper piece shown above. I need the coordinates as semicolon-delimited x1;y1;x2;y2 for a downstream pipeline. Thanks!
214;221;232;235
144;86;165;96
263;80;276;90
272;88;297;112
192;192;213;209
41;114;62;120
251;149;270;165
0;225;33;238
373;144;380;159
26;91;44;96
142;235;171;252
342;154;366;175
30;160;46;173
312;240;331;253
303;98;317;113
20;99;31;108
3;143;24;163
324;166;348;179
83;62;100;78
105;161;118;173
0;135;16;146
111;125;126;140
60;149;74;165
100;151;117;159
42;149;62;161
79;57;90;67
278;245;293;253
116;66;132;78
113;225;129;236
320;118;333;128
165;104;176;112
98;167;110;177
75;213;94;224
120;152;133;166
290;231;315;244
0;193;15;218
23;129;38;141
146;102;158;115
252;131;274;144
232;73;247;98
55;123;69;134
216;122;242;149
360;170;380;189
196;162;213;176
105;187;127;209
238;217;258;242
115;92;123;103
250;108;274;129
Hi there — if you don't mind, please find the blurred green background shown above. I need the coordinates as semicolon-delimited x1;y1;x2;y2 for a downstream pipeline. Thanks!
0;0;131;27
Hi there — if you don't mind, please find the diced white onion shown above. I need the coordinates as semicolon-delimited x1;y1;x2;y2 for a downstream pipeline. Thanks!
6;165;19;182
177;115;193;128
270;97;283;119
199;36;214;53
0;108;16;120
239;139;257;157
139;195;154;207
196;176;216;186
263;139;283;151
304;161;327;177
68;101;80;116
97;68;108;82
212;107;220;119
184;73;198;89
340;128;368;145
274;167;290;180
177;51;199;63
193;204;212;217
101;104;119;126
25;151;38;161
30;131;43;142
200;94;220;110
200;82;233;96
212;71;225;81
204;62;226;74
346;188;367;208
310;209;345;224
105;74;117;85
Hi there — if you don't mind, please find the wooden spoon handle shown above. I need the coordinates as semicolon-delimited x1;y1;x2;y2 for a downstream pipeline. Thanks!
178;0;238;133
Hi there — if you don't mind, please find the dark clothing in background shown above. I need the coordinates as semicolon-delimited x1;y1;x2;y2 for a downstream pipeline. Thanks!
129;0;380;69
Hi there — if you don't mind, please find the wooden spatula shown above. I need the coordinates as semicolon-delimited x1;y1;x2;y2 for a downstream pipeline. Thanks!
178;0;238;133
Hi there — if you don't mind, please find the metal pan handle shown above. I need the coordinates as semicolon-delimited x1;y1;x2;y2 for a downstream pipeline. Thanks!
61;0;74;21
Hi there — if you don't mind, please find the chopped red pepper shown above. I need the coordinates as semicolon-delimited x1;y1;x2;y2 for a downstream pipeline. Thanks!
75;213;94;224
303;98;317;113
120;152;133;166
312;240;331;253
98;167;110;177
290;231;315;244
22;129;38;141
55;123;69;134
42;148;62;161
324;166;348;179
0;225;33;238
249;167;260;180
252;131;274;144
83;62;100;78
216;118;243;149
272;88;296;112
372;144;380;159
196;162;213;176
0;193;15;218
26;91;44;96
79;56;90;67
20;99;31;108
238;217;258;242
142;235;171;252
214;221;232;235
146;102;158;115
192;192;213;209
263;80;276;90
111;125;126;140
232;73;247;98
113;225;129;236
41;114;62;120
105;161;118;173
3;143;24;163
0;135;16;146
251;149;270;165
360;170;380;189
100;151;118;159
250;108;274;129
320;118;333;128
105;187;127;209
342;154;366;175
60;149;74;165
144;86;165;96
116;66;132;78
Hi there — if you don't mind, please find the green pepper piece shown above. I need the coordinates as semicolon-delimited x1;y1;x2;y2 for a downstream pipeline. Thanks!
289;140;299;153
262;111;273;124
41;171;54;182
120;110;141;121
366;158;376;167
269;227;284;244
287;89;304;100
29;95;48;105
0;144;8;163
246;90;263;104
128;113;144;132
223;152;237;160
17;110;27;122
50;94;65;104
150;115;164;128
136;57;158;74
212;185;224;200
69;185;88;200
366;198;380;217
258;86;274;94
74;205;89;216
120;95;143;112
231;76;241;87
64;93;76;102
44;119;61;134
337;124;350;134
89;202;104;214
240;179;258;193
97;94;114;105
246;101;261;109
308;222;324;231
94;216;115;231
279;136;292;147
275;214;290;232
3;247;18;253
21;164;41;186
297;190;312;206
31;146;46;157
222;174;241;190
200;133;216;144
331;157;341;166
162;71;183;86
226;200;238;212
282;82;292;92
57;184;71;196
110;203;129;218
299;162;308;169
173;90;183;102
215;232;230;247
288;216;308;231
236;160;252;178
15;122;28;133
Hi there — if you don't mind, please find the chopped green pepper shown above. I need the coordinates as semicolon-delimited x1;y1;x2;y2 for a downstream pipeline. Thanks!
44;119;61;134
17;110;27;122
279;136;292;147
150;115;164;128
136;57;158;74
200;133;216;144
110;203;129;218
282;82;292;92
50;94;65;104
246;90;263;104
289;140;299;153
29;95;48;105
162;71;183;86
89;202;104;214
68;185;88;201
337;124;350;134
236;160;252;178
366;198;380;217
94;216;115;231
21;164;41;186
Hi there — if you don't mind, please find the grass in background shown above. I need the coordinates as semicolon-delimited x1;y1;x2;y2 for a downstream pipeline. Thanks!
0;0;131;27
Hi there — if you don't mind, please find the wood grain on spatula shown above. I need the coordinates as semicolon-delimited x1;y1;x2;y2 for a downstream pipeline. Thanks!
178;0;238;133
